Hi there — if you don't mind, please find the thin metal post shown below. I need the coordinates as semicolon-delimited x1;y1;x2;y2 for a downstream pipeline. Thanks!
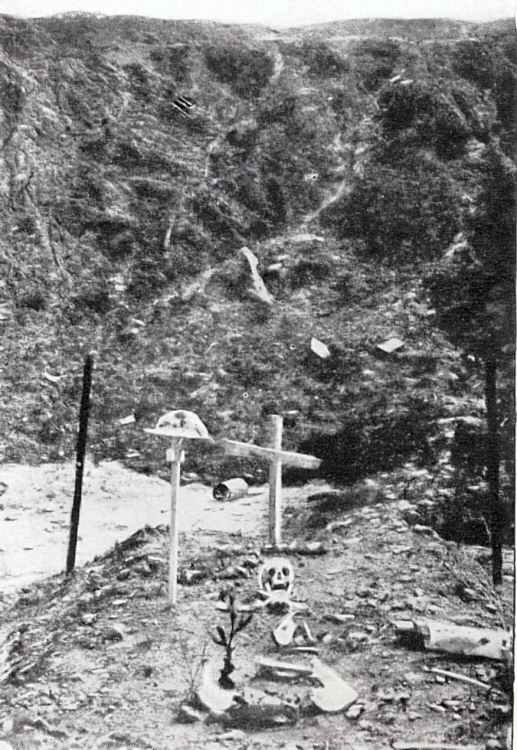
66;353;94;575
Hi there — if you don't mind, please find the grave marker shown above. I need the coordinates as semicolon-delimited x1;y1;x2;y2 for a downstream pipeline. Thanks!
221;414;321;546
144;410;212;605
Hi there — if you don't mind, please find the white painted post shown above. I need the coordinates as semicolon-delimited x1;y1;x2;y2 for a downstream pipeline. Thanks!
268;414;283;547
168;437;183;605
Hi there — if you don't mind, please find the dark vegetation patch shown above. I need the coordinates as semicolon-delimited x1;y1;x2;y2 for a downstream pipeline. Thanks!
203;43;274;98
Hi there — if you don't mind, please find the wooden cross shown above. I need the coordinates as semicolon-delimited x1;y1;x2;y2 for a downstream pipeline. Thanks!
220;415;321;546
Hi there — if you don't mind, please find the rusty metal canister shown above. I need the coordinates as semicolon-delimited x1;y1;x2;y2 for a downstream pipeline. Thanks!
212;477;249;502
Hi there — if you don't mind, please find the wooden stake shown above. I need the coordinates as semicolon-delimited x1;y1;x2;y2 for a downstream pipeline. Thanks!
169;438;183;605
268;414;283;547
427;667;490;691
66;353;94;575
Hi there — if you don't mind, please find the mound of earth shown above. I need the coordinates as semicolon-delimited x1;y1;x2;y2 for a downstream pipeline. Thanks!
0;498;512;749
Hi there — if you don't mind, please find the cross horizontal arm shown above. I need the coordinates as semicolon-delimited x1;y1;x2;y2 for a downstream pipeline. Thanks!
219;438;321;469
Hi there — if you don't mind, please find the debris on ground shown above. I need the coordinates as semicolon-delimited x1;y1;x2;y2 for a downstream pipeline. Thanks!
393;618;511;660
309;658;358;714
0;486;511;749
222;686;298;728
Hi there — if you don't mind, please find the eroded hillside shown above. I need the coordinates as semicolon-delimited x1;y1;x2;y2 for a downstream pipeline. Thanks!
0;14;514;518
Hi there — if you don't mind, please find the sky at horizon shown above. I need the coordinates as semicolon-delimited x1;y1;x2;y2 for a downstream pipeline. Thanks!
1;0;515;27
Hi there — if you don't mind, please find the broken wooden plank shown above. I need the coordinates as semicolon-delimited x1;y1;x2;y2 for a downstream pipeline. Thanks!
393;619;510;661
310;658;358;713
256;656;313;678
219;438;321;469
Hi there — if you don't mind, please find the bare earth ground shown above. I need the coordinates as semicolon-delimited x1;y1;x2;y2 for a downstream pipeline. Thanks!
0;460;327;593
0;461;513;750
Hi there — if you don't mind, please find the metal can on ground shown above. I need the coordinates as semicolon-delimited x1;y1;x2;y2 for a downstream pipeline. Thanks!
212;477;249;502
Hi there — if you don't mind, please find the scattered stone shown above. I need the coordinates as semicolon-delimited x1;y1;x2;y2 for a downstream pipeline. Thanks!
116;568;131;581
133;561;152;577
346;704;364;720
381;712;397;725
177;704;203;723
218;566;247;580
324;613;355;625
407;711;422;721
458;586;478;602
413;525;435;535
80;613;97;626
403;671;423;685
103;623;125;642
180;569;206;585
78;593;95;607
377;690;395;703
442;699;461;710
347;631;369;644
223;687;298;728
393;545;414;555
326;519;354;533
215;730;247;742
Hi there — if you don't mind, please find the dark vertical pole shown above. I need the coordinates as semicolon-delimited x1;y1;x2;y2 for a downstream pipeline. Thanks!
485;357;502;587
66;353;94;575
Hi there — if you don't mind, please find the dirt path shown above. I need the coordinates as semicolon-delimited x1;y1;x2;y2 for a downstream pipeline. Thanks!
0;459;333;593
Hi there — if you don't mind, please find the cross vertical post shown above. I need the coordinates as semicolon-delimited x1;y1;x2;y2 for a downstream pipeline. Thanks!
168;437;183;605
268;414;283;547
